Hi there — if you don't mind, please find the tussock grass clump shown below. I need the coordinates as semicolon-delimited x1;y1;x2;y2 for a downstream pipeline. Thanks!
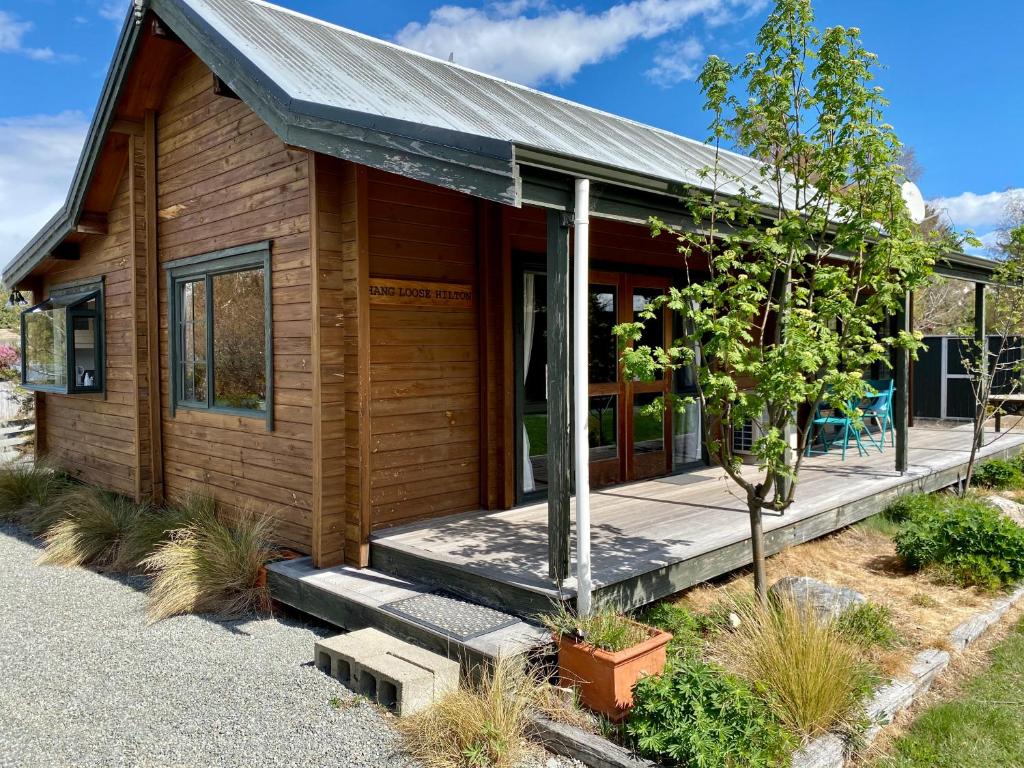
0;461;70;530
722;598;874;737
399;656;535;768
837;602;902;650
38;487;155;570
540;604;649;653
143;505;275;622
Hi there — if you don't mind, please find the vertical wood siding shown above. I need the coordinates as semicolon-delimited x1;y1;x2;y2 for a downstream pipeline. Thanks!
155;54;313;551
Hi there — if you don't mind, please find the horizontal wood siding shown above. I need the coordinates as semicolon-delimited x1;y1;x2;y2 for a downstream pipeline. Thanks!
39;162;139;498
156;54;313;551
366;170;482;530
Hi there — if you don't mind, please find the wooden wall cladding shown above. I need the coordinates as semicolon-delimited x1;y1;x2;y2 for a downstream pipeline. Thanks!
155;54;313;551
365;169;482;530
38;163;140;498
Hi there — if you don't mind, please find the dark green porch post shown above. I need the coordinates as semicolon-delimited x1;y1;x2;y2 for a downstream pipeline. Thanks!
894;291;911;473
547;209;572;582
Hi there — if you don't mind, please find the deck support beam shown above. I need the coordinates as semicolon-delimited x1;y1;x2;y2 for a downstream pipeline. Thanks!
547;209;572;583
895;291;911;473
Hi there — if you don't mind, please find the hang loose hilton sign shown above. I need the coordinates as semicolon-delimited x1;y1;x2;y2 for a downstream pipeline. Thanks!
368;278;475;310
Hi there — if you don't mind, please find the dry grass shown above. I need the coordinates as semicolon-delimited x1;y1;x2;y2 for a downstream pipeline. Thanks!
37;487;155;570
717;598;873;738
398;655;538;768
0;461;70;532
142;505;275;623
679;525;991;676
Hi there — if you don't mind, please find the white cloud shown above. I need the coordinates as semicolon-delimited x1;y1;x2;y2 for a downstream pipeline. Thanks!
0;113;88;270
928;188;1024;231
98;1;128;23
647;36;705;84
0;10;58;61
395;0;764;87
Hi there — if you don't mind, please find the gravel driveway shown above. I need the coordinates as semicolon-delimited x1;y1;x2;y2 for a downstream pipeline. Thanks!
0;524;571;768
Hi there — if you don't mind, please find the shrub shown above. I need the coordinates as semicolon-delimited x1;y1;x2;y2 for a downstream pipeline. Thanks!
971;459;1024;490
836;603;901;650
882;492;944;524
637;602;704;658
38;487;155;570
541;604;649;653
626;658;794;767
0;462;70;529
894;497;1024;590
399;655;534;768
142;506;275;622
723;598;875;737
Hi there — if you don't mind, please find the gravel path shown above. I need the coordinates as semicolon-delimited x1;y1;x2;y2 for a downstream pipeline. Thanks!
0;524;574;768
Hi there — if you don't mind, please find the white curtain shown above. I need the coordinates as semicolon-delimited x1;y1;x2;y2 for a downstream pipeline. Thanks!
522;274;536;493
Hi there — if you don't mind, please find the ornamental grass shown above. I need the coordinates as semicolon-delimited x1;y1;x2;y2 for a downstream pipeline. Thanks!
0;461;70;532
142;503;275;623
398;655;536;768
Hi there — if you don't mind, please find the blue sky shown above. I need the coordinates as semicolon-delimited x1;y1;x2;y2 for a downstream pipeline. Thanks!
0;0;1021;264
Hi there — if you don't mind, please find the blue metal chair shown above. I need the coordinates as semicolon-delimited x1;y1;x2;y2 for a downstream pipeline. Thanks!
806;395;869;460
861;379;895;452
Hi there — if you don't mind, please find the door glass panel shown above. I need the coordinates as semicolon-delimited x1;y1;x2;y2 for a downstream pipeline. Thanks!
522;271;548;494
588;285;617;384
589;395;617;461
633;391;665;454
673;400;702;468
633;287;664;380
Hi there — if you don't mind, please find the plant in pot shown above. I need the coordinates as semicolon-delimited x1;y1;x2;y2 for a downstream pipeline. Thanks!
542;605;672;721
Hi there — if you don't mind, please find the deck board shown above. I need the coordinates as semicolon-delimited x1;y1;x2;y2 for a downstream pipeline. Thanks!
372;425;1024;611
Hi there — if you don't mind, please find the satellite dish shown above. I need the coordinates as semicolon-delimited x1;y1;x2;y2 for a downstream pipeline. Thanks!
901;181;926;224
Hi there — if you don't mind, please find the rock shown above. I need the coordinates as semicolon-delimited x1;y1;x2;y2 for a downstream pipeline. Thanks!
983;494;1024;527
770;576;866;622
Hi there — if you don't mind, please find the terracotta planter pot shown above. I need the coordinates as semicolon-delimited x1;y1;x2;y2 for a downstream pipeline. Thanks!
556;624;672;721
256;548;302;590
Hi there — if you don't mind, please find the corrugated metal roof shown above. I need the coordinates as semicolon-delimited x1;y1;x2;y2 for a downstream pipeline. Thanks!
182;0;780;203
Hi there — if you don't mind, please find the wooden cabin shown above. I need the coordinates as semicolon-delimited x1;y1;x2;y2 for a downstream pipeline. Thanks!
5;0;1000;594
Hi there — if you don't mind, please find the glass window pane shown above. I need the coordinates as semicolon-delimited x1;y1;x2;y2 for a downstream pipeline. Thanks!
588;395;617;461
588;285;617;384
633;288;664;381
71;315;99;388
673;400;702;469
180;279;207;403
633;392;665;454
24;305;67;388
212;268;266;411
522;272;548;494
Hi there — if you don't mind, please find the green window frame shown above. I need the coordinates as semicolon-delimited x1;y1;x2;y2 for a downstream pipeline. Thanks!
20;279;105;395
165;241;273;430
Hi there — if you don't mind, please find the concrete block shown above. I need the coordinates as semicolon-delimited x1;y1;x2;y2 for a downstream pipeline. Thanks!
314;628;460;715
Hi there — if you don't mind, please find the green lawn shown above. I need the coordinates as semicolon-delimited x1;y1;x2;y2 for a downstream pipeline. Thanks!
873;616;1024;768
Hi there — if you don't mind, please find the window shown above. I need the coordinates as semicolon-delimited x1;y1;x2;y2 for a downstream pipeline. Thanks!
21;283;104;394
166;241;272;428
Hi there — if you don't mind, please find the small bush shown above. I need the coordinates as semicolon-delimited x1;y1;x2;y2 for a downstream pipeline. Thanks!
723;598;875;737
637;602;704;658
38;487;155;570
971;459;1024;490
626;658;794;767
882;492;944;524
399;656;534;768
541;605;649;653
895;497;1024;590
836;603;901;650
0;462;70;529
143;506;275;622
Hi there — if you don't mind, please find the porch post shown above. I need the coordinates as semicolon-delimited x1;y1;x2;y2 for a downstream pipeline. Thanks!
894;291;911;473
975;282;987;429
547;209;572;583
573;179;593;616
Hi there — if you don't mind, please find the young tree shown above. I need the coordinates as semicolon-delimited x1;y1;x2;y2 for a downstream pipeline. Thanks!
959;222;1024;493
617;0;943;603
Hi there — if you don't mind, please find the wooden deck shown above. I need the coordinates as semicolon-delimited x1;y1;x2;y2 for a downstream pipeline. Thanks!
371;425;1024;615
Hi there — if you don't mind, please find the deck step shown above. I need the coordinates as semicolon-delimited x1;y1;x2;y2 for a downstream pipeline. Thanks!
267;557;550;670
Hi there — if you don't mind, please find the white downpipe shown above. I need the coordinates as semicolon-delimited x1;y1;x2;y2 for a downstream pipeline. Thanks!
573;178;593;617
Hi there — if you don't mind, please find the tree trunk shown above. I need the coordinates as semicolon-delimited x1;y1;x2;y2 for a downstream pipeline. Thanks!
749;503;769;606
